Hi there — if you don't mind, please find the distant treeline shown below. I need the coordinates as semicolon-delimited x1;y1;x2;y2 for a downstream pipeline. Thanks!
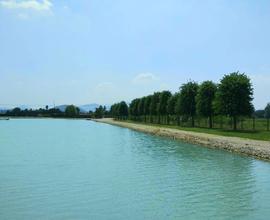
110;72;270;131
1;105;110;119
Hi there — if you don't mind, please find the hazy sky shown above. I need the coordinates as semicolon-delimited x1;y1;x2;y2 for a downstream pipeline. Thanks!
0;0;270;109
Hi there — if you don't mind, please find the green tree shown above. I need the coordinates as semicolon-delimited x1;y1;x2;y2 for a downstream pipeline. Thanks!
138;97;147;121
119;101;129;118
166;93;178;125
254;110;265;118
215;72;254;130
265;103;270;118
265;103;270;131
150;92;160;114
11;107;22;116
177;81;199;127
110;103;120;118
138;97;146;116
157;91;171;123
196;81;217;128
129;98;140;119
149;92;160;123
144;95;152;115
65;105;79;117
167;93;178;115
95;105;104;118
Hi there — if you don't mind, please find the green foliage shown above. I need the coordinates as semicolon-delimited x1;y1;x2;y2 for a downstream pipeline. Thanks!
167;93;179;115
11;107;22;116
215;72;254;116
150;92;160;115
214;72;254;129
157;91;171;115
110;101;128;118
65;105;79;117
196;81;217;116
265;103;270;118
110;104;119;117
196;81;217;128
254;110;265;118
138;97;146;116
176;81;199;126
144;95;152;115
129;98;140;116
3;106;86;118
119;101;129;117
94;105;106;118
109;72;270;132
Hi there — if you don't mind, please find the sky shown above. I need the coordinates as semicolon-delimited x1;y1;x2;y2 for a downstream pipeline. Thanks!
0;0;270;109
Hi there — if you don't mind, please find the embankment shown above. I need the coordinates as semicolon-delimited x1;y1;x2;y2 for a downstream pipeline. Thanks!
93;118;270;161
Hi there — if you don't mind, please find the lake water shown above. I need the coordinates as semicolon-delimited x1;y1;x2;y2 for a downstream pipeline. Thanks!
0;119;270;220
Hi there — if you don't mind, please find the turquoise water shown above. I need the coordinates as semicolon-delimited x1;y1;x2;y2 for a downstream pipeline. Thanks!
0;119;270;220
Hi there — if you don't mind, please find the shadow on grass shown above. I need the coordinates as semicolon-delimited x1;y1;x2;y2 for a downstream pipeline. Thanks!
220;129;261;134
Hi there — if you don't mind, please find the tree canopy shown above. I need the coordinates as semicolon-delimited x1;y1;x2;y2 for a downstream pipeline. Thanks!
167;93;179;115
108;72;269;131
265;103;270;119
157;91;172;115
215;72;254;130
176;81;199;127
65;105;80;117
149;92;160;116
196;81;217;128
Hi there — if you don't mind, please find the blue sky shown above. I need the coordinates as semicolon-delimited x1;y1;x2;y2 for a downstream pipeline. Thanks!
0;0;270;109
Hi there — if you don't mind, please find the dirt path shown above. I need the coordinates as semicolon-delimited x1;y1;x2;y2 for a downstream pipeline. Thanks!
93;118;270;161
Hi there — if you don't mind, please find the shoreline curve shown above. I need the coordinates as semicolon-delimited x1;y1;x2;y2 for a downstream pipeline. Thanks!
93;118;270;162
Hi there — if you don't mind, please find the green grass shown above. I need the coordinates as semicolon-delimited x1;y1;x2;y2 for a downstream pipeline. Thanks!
123;120;270;141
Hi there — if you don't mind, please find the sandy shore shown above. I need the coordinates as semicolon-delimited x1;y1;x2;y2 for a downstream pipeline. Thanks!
93;118;270;161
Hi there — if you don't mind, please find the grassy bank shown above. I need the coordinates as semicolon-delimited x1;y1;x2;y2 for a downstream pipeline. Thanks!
120;120;270;141
95;118;270;161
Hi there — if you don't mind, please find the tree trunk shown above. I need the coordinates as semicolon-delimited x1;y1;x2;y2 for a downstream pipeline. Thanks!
209;115;213;129
220;116;223;129
233;116;237;130
191;116;195;127
167;115;170;125
267;118;269;131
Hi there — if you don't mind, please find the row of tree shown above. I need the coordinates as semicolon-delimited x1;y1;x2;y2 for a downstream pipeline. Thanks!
110;72;267;130
1;104;111;119
90;105;109;118
3;105;84;118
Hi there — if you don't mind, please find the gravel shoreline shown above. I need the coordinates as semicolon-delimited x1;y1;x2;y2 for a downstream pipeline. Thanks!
93;118;270;161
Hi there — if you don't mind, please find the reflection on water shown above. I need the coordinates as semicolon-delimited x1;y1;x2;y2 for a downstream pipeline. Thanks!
0;119;269;220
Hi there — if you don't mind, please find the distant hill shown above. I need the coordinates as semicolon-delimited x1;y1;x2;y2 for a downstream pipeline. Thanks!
0;105;29;112
0;103;111;113
55;105;69;112
0;109;8;114
55;104;111;113
79;104;100;113
80;104;111;113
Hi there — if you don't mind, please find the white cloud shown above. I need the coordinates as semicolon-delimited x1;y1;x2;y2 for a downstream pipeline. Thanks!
0;0;52;11
132;73;159;84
